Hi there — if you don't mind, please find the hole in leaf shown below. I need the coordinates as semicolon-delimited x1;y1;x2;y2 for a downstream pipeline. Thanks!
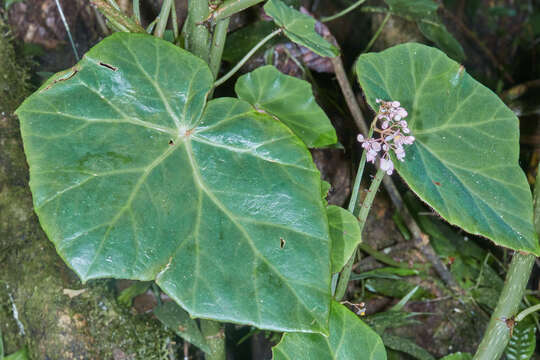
99;62;118;71
169;140;174;145
280;237;285;249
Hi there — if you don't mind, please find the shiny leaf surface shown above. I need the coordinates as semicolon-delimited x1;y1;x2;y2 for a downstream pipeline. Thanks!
235;65;337;148
16;32;332;333
272;301;387;360
264;0;338;58
356;43;538;254
327;205;361;273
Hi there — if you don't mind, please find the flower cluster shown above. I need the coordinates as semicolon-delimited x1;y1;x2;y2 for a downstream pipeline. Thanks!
357;99;415;175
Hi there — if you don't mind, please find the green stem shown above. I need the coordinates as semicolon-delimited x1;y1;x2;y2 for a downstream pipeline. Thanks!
473;168;540;360
472;253;535;360
133;0;141;24
54;0;80;60
187;0;211;62
209;18;231;78
210;0;265;22
154;0;173;38
171;0;179;39
362;12;390;54
516;303;540;322
214;28;282;87
335;167;385;300
146;17;158;34
200;319;226;360
321;0;367;22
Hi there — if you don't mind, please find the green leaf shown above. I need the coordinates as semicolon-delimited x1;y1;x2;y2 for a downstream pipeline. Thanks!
154;301;211;353
117;281;152;307
384;0;438;18
222;21;281;64
383;0;465;61
381;334;434;360
16;32;332;334
235;65;337;148
327;205;361;273
365;278;428;300
350;267;419;281
356;43;539;255
3;348;29;360
417;20;466;62
272;301;387;360
264;0;339;58
4;0;24;10
440;353;473;360
504;318;536;360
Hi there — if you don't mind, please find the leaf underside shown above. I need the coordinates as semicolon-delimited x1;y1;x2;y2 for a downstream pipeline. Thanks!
356;43;538;254
16;32;332;334
264;0;339;58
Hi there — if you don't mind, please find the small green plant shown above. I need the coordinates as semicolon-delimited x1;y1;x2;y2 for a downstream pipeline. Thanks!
13;0;540;358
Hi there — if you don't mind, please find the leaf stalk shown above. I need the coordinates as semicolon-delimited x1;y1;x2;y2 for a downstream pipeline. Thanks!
214;28;282;87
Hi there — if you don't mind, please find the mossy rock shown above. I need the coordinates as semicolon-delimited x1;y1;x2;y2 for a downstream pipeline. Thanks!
0;26;173;358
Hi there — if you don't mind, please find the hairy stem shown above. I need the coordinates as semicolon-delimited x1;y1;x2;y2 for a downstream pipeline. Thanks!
214;28;282;87
473;169;540;360
473;253;535;360
200;319;226;360
209;18;231;78
321;0;367;22
210;0;265;22
335;167;385;300
154;0;173;38
186;0;211;62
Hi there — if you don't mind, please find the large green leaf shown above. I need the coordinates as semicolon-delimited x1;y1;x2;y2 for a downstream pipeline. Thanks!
356;43;538;254
272;301;387;360
327;205;361;273
16;33;332;334
264;0;338;58
235;65;337;148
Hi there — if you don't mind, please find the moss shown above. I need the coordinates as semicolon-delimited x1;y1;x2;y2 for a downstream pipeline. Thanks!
0;18;30;113
0;25;173;357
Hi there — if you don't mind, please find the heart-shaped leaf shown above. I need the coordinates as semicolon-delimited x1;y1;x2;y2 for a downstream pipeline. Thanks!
16;33;332;334
264;0;338;58
356;43;539;254
327;205;361;273
272;301;387;360
235;65;337;148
